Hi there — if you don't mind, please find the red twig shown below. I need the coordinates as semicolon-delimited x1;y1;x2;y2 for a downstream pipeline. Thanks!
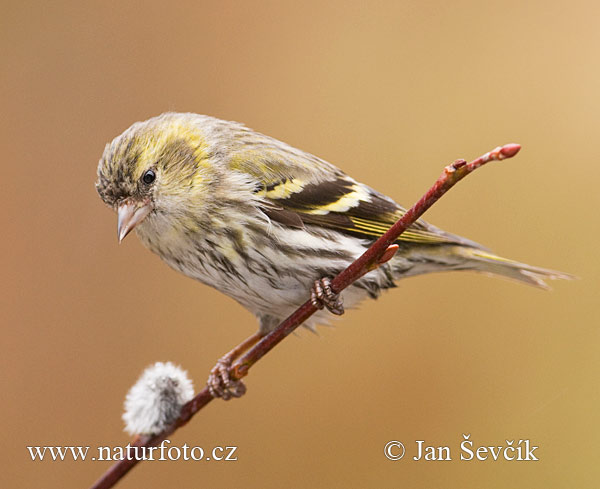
89;143;521;489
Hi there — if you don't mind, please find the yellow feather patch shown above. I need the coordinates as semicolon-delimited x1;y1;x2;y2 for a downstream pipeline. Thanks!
350;216;448;244
302;184;370;215
135;119;209;181
255;179;306;199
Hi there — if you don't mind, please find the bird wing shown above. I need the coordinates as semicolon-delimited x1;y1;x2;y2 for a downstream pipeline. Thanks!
227;137;483;248
255;173;481;248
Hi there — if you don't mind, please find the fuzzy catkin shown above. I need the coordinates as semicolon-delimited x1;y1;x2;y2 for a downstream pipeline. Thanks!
123;362;194;435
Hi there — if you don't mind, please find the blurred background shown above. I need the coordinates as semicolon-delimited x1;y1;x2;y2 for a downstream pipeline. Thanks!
2;1;598;488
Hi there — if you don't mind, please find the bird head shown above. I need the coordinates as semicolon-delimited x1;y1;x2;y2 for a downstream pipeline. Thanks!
95;113;214;242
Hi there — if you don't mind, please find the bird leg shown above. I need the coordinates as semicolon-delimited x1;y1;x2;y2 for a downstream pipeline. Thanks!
209;276;345;399
207;332;263;400
310;277;344;315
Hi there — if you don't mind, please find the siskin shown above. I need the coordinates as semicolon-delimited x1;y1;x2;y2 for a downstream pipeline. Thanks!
96;113;571;399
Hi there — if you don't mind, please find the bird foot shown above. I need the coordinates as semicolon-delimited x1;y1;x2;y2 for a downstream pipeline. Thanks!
310;277;344;315
207;356;247;400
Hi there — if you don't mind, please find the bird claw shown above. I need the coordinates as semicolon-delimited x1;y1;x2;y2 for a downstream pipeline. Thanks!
310;277;344;315
207;357;247;400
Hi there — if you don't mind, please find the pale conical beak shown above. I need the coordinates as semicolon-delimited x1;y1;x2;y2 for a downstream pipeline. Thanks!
117;201;152;242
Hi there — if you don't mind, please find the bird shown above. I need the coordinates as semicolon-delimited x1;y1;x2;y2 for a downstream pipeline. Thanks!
96;112;571;399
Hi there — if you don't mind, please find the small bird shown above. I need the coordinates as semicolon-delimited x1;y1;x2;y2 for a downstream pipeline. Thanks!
96;113;570;399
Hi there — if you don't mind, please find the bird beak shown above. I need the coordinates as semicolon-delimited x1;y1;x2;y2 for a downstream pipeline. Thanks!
117;201;152;242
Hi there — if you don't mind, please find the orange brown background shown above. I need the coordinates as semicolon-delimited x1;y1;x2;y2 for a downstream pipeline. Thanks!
2;1;598;488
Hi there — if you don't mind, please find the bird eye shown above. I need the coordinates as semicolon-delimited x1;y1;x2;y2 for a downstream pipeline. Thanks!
142;169;156;185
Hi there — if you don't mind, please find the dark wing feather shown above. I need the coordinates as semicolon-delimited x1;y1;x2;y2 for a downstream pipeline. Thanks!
258;176;484;248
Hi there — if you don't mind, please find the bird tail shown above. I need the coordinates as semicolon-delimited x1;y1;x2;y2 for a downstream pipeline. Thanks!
457;247;575;289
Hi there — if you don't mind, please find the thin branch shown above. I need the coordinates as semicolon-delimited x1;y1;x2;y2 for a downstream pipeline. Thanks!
89;143;521;489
